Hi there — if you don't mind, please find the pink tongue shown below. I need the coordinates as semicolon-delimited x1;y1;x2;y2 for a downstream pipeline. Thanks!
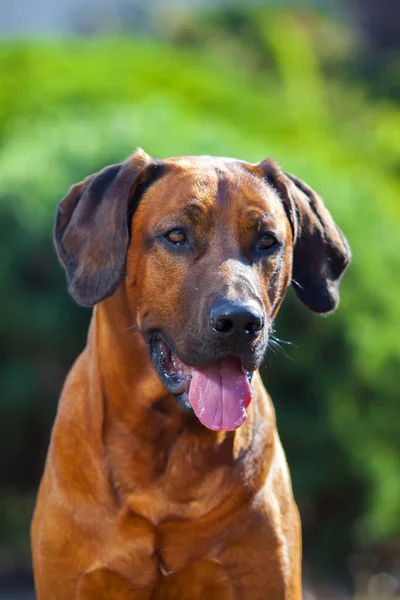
188;358;252;431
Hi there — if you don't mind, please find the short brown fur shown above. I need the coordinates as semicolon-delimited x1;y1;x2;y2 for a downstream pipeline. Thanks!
32;150;350;599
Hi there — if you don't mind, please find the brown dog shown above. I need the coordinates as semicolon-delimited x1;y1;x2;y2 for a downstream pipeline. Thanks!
31;149;350;599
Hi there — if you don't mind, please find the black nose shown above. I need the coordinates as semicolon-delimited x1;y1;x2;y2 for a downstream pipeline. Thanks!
210;300;264;340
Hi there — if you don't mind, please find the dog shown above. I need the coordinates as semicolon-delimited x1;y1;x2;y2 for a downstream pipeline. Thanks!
31;149;350;599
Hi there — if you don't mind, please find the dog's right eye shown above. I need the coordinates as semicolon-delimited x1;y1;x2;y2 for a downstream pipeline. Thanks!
165;229;187;246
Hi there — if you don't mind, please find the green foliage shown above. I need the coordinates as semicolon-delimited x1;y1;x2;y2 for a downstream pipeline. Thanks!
0;8;399;575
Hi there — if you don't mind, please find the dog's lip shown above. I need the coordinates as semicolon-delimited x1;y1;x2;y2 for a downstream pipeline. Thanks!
148;332;192;396
147;332;254;401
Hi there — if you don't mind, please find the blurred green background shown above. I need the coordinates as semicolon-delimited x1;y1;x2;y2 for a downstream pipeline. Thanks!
0;1;399;598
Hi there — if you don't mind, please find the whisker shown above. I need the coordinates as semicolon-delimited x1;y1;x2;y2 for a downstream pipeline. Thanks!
267;341;279;356
121;324;139;334
268;332;294;360
271;335;294;347
268;340;291;360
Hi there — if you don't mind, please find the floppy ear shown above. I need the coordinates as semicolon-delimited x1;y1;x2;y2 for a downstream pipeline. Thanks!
261;159;351;314
54;148;158;307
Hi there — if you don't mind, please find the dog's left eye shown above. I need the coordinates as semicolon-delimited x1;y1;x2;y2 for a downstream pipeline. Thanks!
258;234;277;250
165;229;187;246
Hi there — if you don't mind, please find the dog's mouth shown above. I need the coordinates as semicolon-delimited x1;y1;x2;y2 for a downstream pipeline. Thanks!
150;333;192;398
149;332;253;431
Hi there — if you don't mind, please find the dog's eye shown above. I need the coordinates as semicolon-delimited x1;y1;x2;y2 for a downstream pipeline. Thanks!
165;229;187;245
258;234;277;250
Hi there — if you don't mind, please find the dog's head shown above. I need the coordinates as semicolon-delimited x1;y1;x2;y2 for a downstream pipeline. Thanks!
55;149;350;431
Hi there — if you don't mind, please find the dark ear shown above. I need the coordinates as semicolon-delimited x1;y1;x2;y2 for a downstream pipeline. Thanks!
261;159;351;313
54;148;157;306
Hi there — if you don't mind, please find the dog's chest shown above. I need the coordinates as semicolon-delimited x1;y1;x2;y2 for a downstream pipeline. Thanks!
106;456;241;583
101;419;251;586
123;458;236;524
